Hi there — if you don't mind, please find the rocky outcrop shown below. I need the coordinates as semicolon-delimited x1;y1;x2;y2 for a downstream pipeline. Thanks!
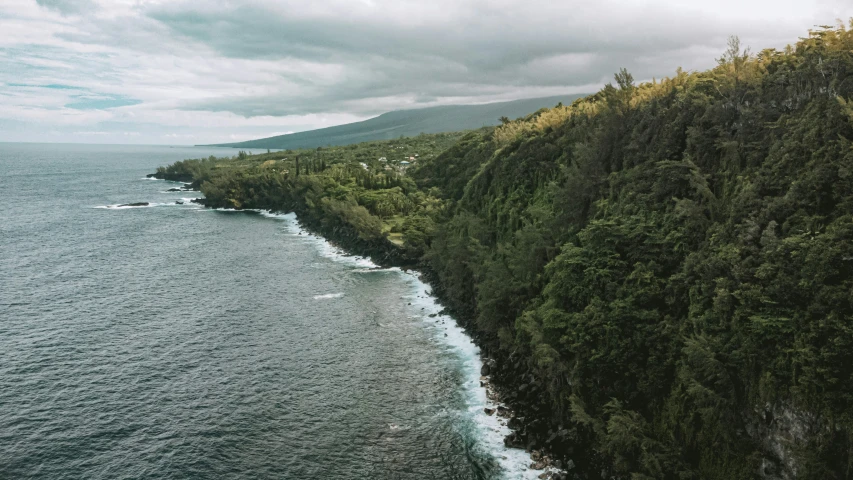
748;401;823;479
148;172;195;183
480;359;494;376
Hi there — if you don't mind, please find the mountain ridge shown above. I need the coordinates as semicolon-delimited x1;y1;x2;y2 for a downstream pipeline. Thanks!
203;94;586;149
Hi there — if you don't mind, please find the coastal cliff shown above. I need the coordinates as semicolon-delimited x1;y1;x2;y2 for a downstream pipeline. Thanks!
157;23;853;480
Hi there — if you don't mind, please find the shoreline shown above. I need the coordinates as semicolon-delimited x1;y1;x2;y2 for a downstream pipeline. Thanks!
168;177;575;478
262;210;549;478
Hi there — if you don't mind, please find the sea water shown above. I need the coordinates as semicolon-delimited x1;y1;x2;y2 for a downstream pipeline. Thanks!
0;143;536;479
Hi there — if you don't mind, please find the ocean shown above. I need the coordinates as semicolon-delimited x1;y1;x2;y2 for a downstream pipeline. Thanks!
0;143;535;479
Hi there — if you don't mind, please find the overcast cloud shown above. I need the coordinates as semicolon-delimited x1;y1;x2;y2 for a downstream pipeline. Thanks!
0;0;850;144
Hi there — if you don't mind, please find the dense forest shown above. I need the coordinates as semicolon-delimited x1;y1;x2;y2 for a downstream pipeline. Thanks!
158;23;853;479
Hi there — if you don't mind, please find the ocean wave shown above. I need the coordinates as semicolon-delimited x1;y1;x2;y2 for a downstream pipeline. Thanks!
313;293;344;300
312;240;377;269
95;203;159;209
95;200;202;209
352;267;400;273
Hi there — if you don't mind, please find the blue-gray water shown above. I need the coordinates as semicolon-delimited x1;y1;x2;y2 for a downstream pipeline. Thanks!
0;143;533;479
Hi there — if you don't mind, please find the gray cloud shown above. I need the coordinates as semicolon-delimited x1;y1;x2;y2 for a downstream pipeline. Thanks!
140;0;836;117
35;0;94;15
2;0;852;143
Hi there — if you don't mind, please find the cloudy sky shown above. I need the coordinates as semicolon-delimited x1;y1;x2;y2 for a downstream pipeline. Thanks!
1;0;851;144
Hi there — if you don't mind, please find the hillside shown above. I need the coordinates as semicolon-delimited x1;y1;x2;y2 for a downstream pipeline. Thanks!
162;24;853;480
205;94;585;150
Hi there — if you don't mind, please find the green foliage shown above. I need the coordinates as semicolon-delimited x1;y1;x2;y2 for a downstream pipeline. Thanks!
169;132;465;254
421;22;853;479
154;156;218;182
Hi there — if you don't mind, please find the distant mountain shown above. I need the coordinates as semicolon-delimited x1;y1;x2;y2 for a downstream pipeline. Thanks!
205;94;587;150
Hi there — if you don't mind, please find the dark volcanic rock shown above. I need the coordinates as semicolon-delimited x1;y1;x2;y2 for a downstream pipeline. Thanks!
118;202;149;207
504;431;525;448
167;188;182;192
484;407;495;416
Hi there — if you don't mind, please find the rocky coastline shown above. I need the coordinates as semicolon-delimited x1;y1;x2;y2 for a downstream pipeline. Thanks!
153;172;580;479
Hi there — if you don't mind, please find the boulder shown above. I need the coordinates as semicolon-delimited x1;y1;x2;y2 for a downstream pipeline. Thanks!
504;432;525;448
508;417;524;429
480;362;491;376
484;407;495;416
167;188;182;192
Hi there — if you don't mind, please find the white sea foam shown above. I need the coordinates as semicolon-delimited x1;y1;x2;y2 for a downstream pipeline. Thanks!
313;293;344;300
95;200;202;209
252;210;378;268
352;267;399;273
95;203;160;209
399;272;541;479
